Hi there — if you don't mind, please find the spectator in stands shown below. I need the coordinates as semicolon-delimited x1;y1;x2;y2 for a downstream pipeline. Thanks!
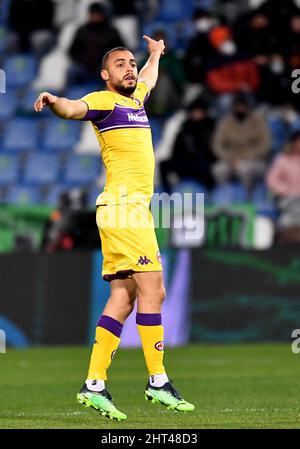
110;0;139;49
8;0;55;56
212;92;271;192
255;52;289;106
68;3;124;84
233;3;291;106
160;97;216;193
184;8;219;83
233;4;278;58
139;29;185;115
281;9;300;71
266;131;300;240
205;25;260;96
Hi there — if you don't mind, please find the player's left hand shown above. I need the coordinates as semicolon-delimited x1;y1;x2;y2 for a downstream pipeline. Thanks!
143;35;165;56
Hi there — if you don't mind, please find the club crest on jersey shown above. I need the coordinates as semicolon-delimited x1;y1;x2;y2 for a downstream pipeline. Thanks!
136;256;153;266
155;341;164;351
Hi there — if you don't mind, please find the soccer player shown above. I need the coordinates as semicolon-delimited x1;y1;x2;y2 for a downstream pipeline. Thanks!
34;35;195;421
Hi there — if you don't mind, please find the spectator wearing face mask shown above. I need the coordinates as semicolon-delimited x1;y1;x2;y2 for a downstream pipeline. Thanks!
204;26;260;96
212;93;271;191
184;8;219;83
232;3;289;106
255;52;289;106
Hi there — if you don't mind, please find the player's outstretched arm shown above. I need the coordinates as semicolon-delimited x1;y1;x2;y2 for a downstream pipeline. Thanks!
138;35;165;91
34;92;88;120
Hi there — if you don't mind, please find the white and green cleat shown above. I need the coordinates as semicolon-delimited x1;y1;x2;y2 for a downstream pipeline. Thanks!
77;384;127;421
144;381;195;412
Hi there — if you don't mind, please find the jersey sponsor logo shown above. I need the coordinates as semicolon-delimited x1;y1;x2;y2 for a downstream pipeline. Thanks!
155;341;164;351
127;112;148;123
136;256;153;266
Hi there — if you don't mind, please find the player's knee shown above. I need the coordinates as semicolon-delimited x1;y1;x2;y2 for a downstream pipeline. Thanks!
159;286;166;304
152;286;166;305
122;300;135;318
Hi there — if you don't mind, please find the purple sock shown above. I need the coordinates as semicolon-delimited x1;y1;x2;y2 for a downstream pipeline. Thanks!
97;315;123;338
136;313;162;326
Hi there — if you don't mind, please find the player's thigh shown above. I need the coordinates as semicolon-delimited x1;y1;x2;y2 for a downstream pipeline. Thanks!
110;277;137;304
102;277;137;321
133;271;165;299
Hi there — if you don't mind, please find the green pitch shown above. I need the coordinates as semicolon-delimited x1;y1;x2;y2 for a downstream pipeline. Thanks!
0;344;299;429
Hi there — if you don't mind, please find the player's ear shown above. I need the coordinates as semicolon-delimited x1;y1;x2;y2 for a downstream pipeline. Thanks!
101;69;109;81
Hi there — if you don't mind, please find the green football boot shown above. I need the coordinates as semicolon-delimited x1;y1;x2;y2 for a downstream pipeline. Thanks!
76;384;127;421
144;380;195;412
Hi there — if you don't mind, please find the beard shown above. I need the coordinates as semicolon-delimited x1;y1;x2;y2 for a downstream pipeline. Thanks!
113;79;137;96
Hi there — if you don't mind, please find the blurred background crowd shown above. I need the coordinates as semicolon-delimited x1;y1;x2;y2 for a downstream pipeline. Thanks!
1;0;300;250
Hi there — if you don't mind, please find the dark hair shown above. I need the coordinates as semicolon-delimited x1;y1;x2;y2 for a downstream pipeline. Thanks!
89;2;106;15
101;47;131;69
187;96;208;111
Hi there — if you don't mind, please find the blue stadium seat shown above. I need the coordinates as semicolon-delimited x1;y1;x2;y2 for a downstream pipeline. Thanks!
4;54;37;88
43;185;70;206
0;26;7;54
65;84;101;100
18;88;53;116
23;153;60;186
172;179;207;196
171;179;207;208
63;155;101;187
156;0;193;22
0;90;18;120
88;184;102;207
0;154;19;186
142;22;177;50
252;183;277;217
41;118;81;153
289;116;300;134
267;116;287;153
210;183;247;206
5;185;42;205
2;118;39;152
0;0;11;25
142;20;192;52
149;117;163;147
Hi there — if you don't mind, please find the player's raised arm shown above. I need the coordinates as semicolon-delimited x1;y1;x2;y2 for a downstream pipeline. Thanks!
33;92;88;120
138;35;165;91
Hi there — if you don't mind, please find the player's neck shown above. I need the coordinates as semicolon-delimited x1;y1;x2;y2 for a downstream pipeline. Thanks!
106;86;133;99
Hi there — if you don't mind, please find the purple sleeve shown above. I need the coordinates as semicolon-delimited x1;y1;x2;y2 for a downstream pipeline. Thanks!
80;101;112;122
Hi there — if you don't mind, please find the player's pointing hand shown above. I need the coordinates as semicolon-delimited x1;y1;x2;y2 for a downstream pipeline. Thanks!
143;35;165;56
34;92;57;112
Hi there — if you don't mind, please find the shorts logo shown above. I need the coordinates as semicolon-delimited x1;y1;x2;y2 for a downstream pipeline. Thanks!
156;251;162;264
136;256;153;266
111;350;117;360
155;341;164;351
